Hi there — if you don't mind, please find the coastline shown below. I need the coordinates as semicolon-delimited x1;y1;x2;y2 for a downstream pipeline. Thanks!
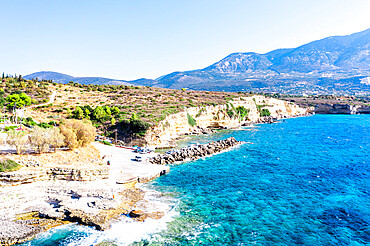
144;95;310;147
0;101;309;245
0;143;170;245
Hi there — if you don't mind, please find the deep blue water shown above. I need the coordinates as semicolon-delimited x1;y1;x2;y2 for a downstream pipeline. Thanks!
149;115;370;245
21;115;370;245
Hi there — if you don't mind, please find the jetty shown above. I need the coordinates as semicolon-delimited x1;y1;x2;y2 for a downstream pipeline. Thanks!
149;137;242;165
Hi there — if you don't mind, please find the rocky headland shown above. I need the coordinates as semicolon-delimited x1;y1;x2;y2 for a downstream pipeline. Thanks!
144;95;309;147
314;104;370;114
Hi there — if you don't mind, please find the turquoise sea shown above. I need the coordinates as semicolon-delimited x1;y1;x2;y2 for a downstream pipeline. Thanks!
21;115;370;245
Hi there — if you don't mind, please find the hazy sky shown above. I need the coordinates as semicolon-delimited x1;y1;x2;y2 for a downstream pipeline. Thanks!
1;0;369;80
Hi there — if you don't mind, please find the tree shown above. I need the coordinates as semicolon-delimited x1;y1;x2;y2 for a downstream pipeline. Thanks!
74;119;96;146
111;106;120;115
92;106;106;121
260;108;271;117
235;106;250;121
28;126;65;153
103;106;111;116
6;93;31;110
6;129;29;154
60;119;96;149
72;106;85;119
29;127;49;153
60;124;79;149
47;127;65;152
84;108;90;119
130;118;151;137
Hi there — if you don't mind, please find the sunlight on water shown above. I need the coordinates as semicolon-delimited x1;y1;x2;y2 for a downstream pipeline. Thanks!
22;115;370;245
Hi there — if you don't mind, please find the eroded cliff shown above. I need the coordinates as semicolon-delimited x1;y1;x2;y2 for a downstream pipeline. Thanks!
144;95;308;147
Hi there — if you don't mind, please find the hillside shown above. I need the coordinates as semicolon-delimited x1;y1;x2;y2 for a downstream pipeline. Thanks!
1;76;245;140
154;29;370;94
23;29;370;95
24;71;156;86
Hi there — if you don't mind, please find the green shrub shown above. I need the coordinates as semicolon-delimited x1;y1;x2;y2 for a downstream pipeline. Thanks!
187;113;196;127
38;122;53;128
102;140;112;146
226;109;235;118
4;126;17;131
130;119;151;137
0;159;21;172
235;106;250;121
196;108;206;118
260;108;271;117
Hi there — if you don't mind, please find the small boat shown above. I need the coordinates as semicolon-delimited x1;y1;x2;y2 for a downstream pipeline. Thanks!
134;156;142;162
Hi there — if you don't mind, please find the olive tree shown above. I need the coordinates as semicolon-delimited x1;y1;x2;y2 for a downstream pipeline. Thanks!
48;127;65;152
60;119;96;149
29;127;48;153
6;129;29;154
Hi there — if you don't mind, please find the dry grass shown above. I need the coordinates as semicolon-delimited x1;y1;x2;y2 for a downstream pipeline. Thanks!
10;144;102;168
24;83;246;124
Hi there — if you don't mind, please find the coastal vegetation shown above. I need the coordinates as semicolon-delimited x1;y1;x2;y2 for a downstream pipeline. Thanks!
1;75;248;140
0;159;21;172
235;106;250;121
0;75;51;110
1;73;369;145
5;119;96;154
187;113;197;127
260;108;271;117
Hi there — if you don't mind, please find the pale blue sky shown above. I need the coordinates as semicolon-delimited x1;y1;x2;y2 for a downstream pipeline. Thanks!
1;0;369;80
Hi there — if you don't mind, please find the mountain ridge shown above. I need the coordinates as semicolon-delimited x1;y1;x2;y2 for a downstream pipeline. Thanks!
24;28;370;94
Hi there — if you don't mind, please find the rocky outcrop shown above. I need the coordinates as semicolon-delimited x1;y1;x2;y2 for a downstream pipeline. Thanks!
0;212;69;246
48;167;109;181
144;95;308;147
314;104;356;114
356;105;370;114
0;180;151;245
314;104;370;114
0;220;42;246
149;137;242;165
0;170;46;186
0;166;109;187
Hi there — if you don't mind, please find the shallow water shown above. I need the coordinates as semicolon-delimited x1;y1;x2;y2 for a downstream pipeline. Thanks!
21;115;370;245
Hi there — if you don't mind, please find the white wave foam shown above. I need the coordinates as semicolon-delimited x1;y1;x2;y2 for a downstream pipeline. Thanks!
76;186;178;246
23;185;179;246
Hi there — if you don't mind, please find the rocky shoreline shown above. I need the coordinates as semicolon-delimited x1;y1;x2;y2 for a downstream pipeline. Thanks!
148;137;242;165
314;104;370;114
0;143;171;246
0;114;301;245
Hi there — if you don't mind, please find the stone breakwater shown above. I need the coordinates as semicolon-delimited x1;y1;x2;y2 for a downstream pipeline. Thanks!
149;137;242;165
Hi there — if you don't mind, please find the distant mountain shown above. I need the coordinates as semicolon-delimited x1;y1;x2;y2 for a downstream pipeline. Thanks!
25;29;370;95
154;28;370;94
24;71;156;86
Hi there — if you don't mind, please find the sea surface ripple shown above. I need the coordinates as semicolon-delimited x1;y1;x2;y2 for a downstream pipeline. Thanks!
21;115;370;245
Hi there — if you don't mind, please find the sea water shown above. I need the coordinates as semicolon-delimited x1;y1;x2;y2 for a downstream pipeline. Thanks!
21;115;370;245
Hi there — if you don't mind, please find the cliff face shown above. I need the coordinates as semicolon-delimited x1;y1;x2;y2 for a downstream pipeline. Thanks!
144;95;308;147
314;104;370;114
